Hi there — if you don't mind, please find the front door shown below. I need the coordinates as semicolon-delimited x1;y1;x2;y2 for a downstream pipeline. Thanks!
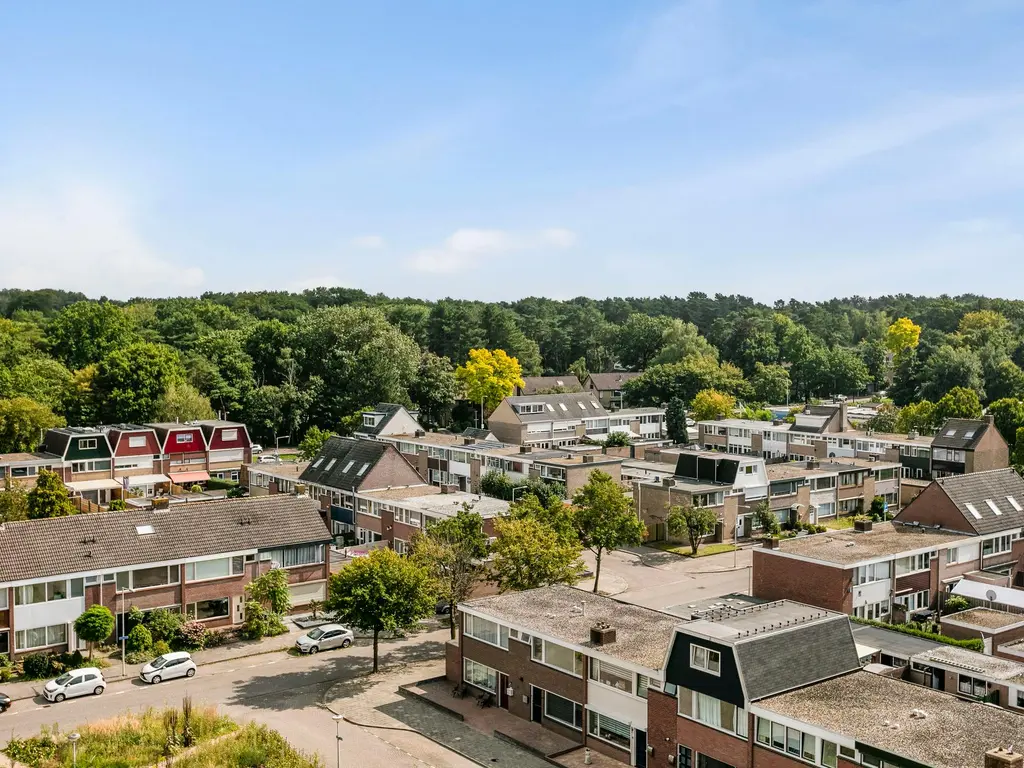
634;729;647;768
499;674;509;709
736;516;746;538
531;686;543;722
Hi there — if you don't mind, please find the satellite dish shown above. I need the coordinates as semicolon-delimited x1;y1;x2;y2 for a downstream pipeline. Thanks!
987;589;999;602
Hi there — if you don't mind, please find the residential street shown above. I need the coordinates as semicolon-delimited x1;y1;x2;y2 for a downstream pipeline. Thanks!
0;625;477;768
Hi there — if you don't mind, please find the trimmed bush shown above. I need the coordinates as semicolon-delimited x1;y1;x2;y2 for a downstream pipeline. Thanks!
176;620;208;651
126;623;153;654
851;616;985;652
152;639;172;656
144;608;185;643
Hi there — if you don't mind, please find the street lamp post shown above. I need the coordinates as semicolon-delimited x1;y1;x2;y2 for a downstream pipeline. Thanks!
119;588;135;677
275;435;291;464
511;485;528;503
68;732;80;768
332;714;345;768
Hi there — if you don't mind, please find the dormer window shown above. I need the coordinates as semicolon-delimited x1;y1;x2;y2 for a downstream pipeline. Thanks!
363;414;380;427
515;403;545;415
690;644;721;675
79;438;97;450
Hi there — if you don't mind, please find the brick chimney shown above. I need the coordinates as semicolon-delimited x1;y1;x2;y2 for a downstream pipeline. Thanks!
986;414;996;427
582;455;594;464
762;537;780;550
985;747;1024;768
590;622;616;645
854;519;873;533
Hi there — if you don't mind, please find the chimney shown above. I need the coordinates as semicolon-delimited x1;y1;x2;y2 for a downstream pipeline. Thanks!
590;622;616;646
806;459;818;470
854;518;873;533
985;748;1024;768
582;455;594;464
986;414;996;427
762;537;780;550
415;429;426;438
152;497;170;510
519;446;532;454
908;430;919;440
463;437;476;445
662;478;675;488
839;401;849;432
295;483;308;497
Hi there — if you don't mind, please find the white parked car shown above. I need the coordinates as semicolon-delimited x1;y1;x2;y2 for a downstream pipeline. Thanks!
250;443;263;455
43;668;106;702
140;652;197;684
295;623;354;654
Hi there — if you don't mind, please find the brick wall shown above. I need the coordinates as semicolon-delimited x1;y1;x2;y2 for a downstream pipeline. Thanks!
969;423;1009;473
676;713;751;768
753;550;851;612
359;448;428;492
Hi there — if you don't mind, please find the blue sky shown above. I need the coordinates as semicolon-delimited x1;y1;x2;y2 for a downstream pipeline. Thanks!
3;1;1024;302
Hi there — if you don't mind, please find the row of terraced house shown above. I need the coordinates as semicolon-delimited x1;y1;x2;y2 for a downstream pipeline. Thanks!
0;420;252;506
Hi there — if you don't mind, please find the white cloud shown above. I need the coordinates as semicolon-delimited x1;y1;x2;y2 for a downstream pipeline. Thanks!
408;227;576;274
351;234;386;249
0;183;203;298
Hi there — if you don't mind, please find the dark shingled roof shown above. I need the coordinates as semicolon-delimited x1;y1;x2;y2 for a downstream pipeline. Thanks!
932;468;1024;535
506;393;609;423
0;496;330;584
735;615;861;700
299;436;389;490
357;404;410;437
586;372;640;391
518;375;582;394
461;427;494;440
931;418;990;450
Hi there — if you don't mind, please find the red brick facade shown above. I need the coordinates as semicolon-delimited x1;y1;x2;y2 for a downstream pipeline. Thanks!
752;550;851;613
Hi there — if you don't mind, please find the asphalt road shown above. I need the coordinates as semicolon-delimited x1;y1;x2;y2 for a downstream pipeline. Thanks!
0;627;475;768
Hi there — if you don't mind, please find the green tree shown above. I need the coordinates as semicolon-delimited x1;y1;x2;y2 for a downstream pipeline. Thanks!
885;317;922;354
0;480;28;523
666;502;719;556
957;310;1013;352
750;362;791;404
490;516;585;592
867;403;900;433
326;548;435;672
61;365;99;426
752;500;780;536
934;386;983;423
986;398;1024;448
567;357;589;386
27;469;75;519
126;623;153;654
74;605;115;659
921;345;985;401
6;357;72;410
0;396;63;452
46;301;136;369
690;389;737;422
604;431;632;447
299;425;333;460
93;342;186;423
108;498;129;511
507;492;577;543
153;380;216;422
889;350;923;406
622;357;749;407
665;397;689;444
410;352;460;428
1014;427;1024;468
455;348;524;416
615;314;667;370
480;304;542;376
428;504;489;559
573;470;645;593
986;359;1024;402
869;496;887;521
246;568;292;615
896;400;938;434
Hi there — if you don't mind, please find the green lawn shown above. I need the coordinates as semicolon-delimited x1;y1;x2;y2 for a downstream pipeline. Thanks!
820;516;856;530
649;542;739;558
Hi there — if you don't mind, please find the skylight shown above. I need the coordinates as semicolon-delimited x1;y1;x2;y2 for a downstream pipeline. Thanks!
546;404;555;412
590;401;600;409
1009;496;1023;512
324;458;337;471
356;462;370;476
342;460;355;473
946;429;957;437
312;458;324;468
964;431;975;440
136;524;155;535
577;401;586;410
965;502;982;520
985;499;1002;516
559;403;568;411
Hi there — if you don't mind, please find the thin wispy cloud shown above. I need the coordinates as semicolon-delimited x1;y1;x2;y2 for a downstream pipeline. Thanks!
408;227;577;274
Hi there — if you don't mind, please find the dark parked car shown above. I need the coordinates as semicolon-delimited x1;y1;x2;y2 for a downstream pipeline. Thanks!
0;692;11;713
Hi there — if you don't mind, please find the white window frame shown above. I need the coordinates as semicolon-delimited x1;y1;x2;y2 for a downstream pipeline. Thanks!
690;644;721;676
531;637;583;677
543;690;583;730
463;658;497;693
79;438;97;451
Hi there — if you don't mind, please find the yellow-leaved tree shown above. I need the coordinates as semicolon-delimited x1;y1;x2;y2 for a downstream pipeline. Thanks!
690;388;737;422
455;348;524;418
885;317;922;355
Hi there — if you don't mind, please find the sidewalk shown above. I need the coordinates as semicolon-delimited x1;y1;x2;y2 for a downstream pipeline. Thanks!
3;622;305;702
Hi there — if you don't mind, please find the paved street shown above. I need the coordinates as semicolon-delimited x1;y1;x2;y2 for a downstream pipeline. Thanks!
0;626;477;768
578;545;753;609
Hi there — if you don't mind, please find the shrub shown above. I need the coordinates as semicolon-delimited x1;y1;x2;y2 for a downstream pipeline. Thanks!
480;469;513;499
176;620;208;651
203;629;233;648
942;595;971;615
21;652;53;679
604;431;632;447
75;604;116;659
153;639;172;656
108;498;129;511
145;608;186;643
308;599;323;620
126;623;154;654
189;484;203;493
851;616;985;652
125;605;146;633
241;601;287;641
752;501;781;536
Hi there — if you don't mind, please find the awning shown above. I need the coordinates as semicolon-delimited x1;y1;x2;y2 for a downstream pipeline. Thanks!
168;470;210;484
66;478;123;492
951;579;1024;610
123;473;170;487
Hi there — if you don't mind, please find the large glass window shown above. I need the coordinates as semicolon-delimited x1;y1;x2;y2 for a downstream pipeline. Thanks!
463;658;497;693
541;641;583;676
587;711;630;750
544;691;582;729
690;644;721;674
463;614;508;648
16;581;70;605
261;544;325;568
680;688;746;736
590;660;633;694
132;565;178;589
188;598;230;620
185;557;243;581
16;623;68;651
0;589;7;610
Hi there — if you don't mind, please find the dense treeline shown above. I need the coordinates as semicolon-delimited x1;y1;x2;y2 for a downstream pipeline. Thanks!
3;287;1024;457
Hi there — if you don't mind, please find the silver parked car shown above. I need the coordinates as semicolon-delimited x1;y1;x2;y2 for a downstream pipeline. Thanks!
140;652;197;684
295;623;354;654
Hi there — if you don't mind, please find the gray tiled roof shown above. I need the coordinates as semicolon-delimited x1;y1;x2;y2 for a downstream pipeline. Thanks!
934;468;1024;535
931;418;989;450
358;404;406;437
505;393;609;423
461;427;494;440
299;436;409;490
586;372;640;391
519;376;582;394
0;496;330;584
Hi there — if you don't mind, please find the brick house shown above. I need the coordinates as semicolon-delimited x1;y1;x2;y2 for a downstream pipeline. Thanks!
195;420;252;482
42;427;119;505
584;373;641;412
148;422;210;488
352;403;423;439
0;452;60;489
103;424;169;497
0;495;330;659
